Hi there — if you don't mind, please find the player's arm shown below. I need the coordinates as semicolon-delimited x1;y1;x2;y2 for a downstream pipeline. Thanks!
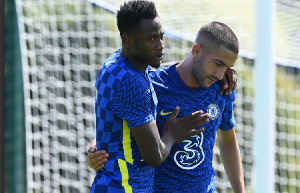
150;61;182;70
218;67;237;95
112;74;209;167
87;108;209;169
160;60;182;67
217;127;245;193
131;107;209;167
87;138;109;171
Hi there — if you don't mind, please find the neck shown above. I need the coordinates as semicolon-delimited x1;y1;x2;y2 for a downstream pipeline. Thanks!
176;53;200;88
121;48;148;72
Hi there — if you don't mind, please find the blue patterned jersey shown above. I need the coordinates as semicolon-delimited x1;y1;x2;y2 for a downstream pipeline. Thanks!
91;49;158;193
149;64;236;193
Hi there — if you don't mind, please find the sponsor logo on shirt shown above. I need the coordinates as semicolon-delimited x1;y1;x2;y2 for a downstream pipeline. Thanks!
160;110;172;116
174;133;205;170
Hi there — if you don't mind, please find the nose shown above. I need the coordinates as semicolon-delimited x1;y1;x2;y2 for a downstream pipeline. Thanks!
215;68;226;80
157;37;164;50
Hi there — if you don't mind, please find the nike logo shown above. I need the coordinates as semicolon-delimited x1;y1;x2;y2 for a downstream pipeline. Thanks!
160;110;172;116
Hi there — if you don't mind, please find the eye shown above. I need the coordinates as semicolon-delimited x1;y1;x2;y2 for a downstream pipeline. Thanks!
148;37;155;41
216;62;223;67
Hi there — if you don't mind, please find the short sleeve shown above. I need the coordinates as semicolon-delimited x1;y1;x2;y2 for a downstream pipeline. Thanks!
220;91;236;130
111;73;155;128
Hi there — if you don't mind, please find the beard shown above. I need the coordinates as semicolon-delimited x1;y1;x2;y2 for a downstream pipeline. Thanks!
192;58;207;87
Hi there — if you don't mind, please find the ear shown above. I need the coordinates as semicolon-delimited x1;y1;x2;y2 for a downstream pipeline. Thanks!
122;34;133;48
192;43;203;58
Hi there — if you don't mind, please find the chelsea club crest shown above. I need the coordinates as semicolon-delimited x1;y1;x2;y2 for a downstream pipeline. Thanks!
207;103;220;120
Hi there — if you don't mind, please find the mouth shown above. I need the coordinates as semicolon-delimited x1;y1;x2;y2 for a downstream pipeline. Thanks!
207;77;217;84
154;52;164;61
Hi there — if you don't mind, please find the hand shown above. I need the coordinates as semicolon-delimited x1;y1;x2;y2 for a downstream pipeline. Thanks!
87;146;109;171
161;107;209;145
219;67;238;95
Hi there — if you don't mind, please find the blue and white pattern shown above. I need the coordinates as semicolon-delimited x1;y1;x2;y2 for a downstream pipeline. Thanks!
149;64;236;192
91;48;157;193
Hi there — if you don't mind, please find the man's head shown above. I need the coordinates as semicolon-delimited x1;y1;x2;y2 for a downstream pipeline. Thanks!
191;21;239;87
117;0;164;69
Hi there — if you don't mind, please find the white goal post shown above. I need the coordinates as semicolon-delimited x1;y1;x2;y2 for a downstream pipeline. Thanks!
254;0;276;192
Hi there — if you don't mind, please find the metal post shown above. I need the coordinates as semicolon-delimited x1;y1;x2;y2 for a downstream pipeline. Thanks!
254;0;276;192
5;0;26;192
0;0;5;192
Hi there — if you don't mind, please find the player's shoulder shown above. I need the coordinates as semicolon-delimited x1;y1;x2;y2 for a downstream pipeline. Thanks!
101;52;144;80
149;64;175;80
211;82;236;100
95;49;144;89
102;53;128;76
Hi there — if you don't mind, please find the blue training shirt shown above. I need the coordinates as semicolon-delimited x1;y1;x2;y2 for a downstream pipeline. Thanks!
90;48;158;193
149;64;236;193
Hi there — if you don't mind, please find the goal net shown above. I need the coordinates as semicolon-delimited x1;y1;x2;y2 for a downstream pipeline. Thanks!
15;0;300;192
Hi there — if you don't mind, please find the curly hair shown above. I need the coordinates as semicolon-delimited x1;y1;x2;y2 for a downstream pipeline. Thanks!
117;0;158;36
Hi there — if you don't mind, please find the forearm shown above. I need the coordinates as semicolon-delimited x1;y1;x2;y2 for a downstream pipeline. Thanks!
132;121;173;167
145;139;172;167
158;132;174;163
131;108;206;167
218;129;245;193
90;137;96;147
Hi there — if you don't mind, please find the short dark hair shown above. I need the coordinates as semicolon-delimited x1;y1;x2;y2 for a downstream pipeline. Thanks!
196;21;239;54
117;0;158;36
